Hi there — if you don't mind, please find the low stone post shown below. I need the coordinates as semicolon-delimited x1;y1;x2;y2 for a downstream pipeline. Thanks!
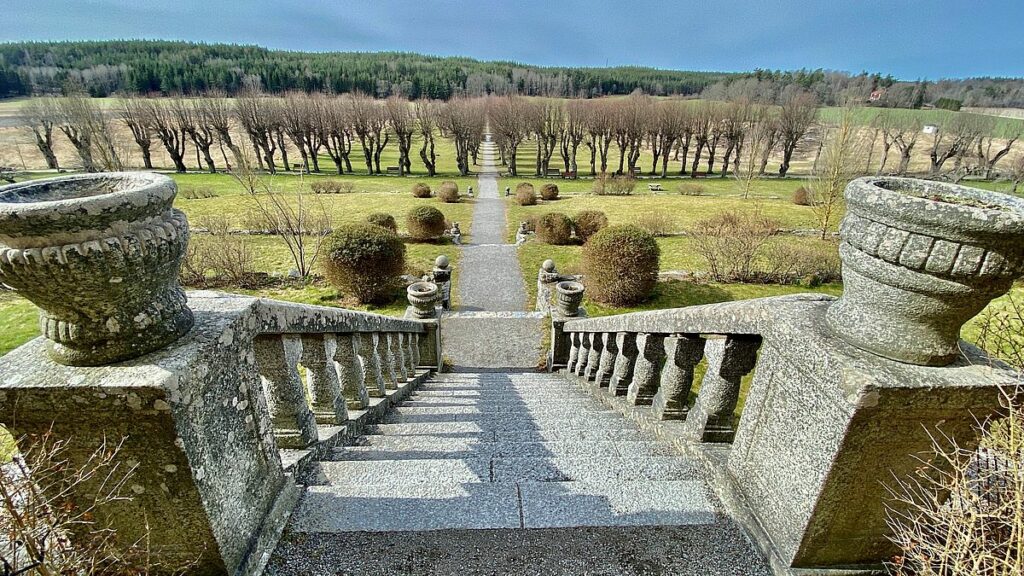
254;334;318;448
300;333;347;425
626;333;665;406
417;321;442;371
357;332;386;397
574;333;593;377
432;256;452;310
582;332;603;383
593;332;618;388
608;332;639;397
651;334;706;420
682;336;760;442
333;333;369;409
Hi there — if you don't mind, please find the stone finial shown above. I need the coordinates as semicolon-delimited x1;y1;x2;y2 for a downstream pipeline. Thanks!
0;173;194;365
435;254;450;269
825;177;1024;366
538;259;562;283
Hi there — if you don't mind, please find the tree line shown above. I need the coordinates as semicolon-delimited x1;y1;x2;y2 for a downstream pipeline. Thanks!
17;90;1022;184
0;40;727;99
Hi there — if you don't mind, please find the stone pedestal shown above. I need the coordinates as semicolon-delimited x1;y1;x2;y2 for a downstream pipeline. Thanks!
728;302;1016;571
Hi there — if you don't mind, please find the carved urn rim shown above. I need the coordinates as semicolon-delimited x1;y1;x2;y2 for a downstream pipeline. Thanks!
0;172;177;245
556;280;585;296
846;177;1024;238
407;280;439;298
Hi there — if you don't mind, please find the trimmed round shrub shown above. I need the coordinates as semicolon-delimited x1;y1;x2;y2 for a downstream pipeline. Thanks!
582;225;660;306
366;212;397;232
540;183;560;201
323;223;406;304
412;182;432;198
438;181;460;203
406;205;447;241
536;212;574;245
792;186;812;206
574;210;608;242
515;183;537;206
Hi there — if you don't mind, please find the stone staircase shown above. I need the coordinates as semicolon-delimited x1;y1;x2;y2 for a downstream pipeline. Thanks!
268;371;772;575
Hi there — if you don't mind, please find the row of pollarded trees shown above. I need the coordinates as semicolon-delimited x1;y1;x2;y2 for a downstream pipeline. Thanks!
487;91;820;179
20;92;488;176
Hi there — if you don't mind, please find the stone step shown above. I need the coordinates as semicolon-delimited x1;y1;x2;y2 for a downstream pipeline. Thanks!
289;479;716;533
399;399;610;412
367;422;650;442
330;438;678;461
379;409;627;426
314;456;701;485
438;315;545;368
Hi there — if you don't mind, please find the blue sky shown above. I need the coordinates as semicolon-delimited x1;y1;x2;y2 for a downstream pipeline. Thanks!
5;0;1022;79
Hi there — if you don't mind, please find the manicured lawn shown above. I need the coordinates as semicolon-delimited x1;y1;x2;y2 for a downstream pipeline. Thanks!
0;293;38;356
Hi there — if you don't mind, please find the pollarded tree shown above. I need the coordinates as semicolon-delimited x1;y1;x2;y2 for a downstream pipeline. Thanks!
280;92;314;173
119;95;154;169
21;96;60;170
322;95;354;175
560;99;587;177
385;96;415;175
611;92;651;175
489;96;531;176
440;98;484;176
584;99;615;175
717;100;751;178
928;113;986;177
650;100;688;178
235;93;279;173
893;117;922;175
537;101;562;175
172;98;217;173
349;94;389;175
689;101;716;178
777;90;817;177
144;99;189;173
415;99;440;176
196;90;243;169
974;117;1019;179
56;94;121;172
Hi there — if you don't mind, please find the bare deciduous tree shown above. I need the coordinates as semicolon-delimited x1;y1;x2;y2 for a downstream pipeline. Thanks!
811;106;864;240
777;91;817;177
56;95;122;172
489;96;531;176
928;113;986;177
21;97;60;170
385;96;415;175
143;99;188;173
235;93;278;173
415;99;440;176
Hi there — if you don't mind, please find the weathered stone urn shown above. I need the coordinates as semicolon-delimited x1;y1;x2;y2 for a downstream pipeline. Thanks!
555;280;585;316
406;280;439;319
0;173;194;366
826;176;1024;366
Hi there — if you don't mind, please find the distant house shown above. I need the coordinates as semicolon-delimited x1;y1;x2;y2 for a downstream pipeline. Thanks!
869;89;885;102
923;124;939;134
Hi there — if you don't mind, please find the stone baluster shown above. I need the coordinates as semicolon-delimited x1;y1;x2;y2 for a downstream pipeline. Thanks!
357;332;387;397
582;333;603;383
565;332;581;373
651;334;706;420
574;333;593;378
253;334;318;448
402;333;417;378
333;333;369;409
627;333;666;406
410;333;422;369
391;333;409;383
380;333;399;389
683;336;760;442
593;332;618;388
300;334;348;425
608;332;639;396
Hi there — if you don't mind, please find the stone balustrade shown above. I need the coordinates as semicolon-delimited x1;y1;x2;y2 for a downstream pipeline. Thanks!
554;293;1020;574
0;291;438;575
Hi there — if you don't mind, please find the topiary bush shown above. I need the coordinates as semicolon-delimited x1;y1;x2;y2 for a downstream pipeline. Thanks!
540;183;560;201
574;210;608;243
406;205;447;241
792;186;812;206
322;223;406;304
515;183;537;206
582;225;660;306
437;181;460;203
412;182;432;198
536;212;574;245
366;212;397;232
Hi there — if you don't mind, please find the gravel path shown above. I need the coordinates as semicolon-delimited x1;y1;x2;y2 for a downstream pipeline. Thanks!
456;137;527;312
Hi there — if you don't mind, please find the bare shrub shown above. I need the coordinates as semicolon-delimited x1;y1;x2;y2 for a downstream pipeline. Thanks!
437;181;460;203
974;294;1024;370
310;180;354;194
634;212;677;237
691;211;779;282
515;183;537;206
886;389;1023;576
179;241;211;288
792;186;812;206
0;430;184;574
761;240;841;285
179;186;214;200
191;216;255;286
535;212;574;245
593;174;636;196
678;183;706;196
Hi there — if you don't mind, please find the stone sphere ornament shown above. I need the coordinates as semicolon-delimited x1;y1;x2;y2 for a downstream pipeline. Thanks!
406;281;440;319
0;173;194;366
555;280;585;316
825;177;1024;366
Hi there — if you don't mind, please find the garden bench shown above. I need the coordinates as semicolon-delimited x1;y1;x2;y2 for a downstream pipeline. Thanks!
562;170;577;179
386;166;401;175
545;168;562;178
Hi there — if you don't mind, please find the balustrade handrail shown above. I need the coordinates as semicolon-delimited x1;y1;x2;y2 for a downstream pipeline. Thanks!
252;295;428;336
561;293;834;336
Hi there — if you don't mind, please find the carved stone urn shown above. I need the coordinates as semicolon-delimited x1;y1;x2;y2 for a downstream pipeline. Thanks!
825;176;1024;366
555;280;585;317
0;173;194;366
406;281;439;319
